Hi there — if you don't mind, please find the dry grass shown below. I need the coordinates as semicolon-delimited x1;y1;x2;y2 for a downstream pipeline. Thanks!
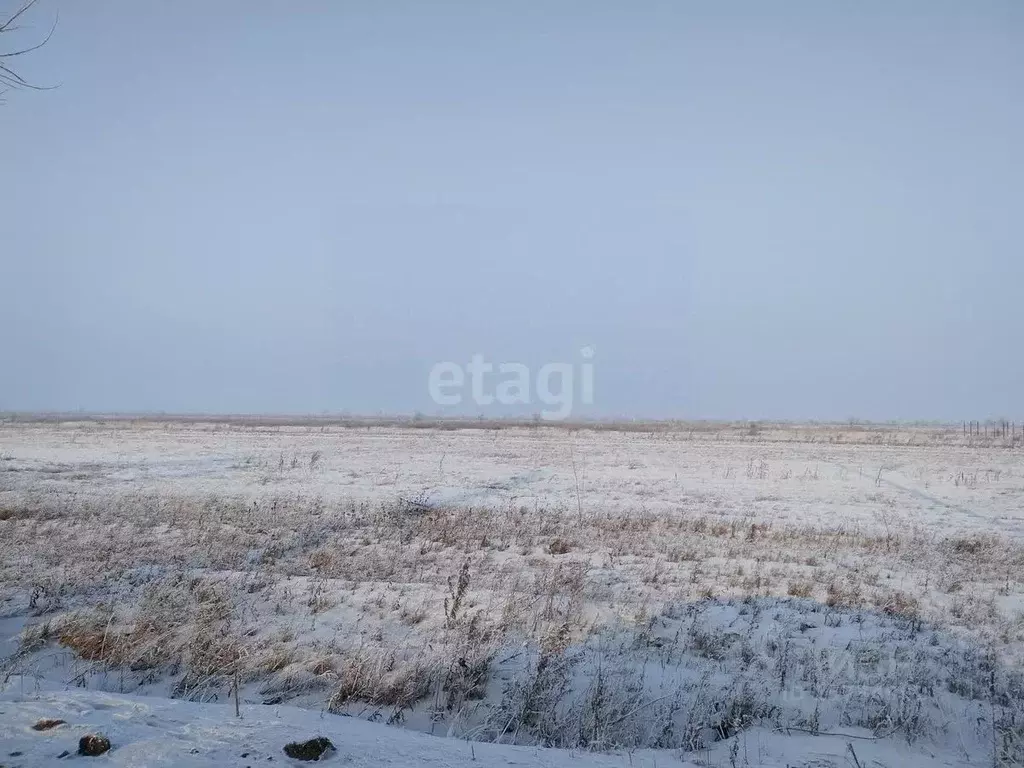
1;420;1023;756
3;488;1022;689
5;412;1022;449
1;523;1022;761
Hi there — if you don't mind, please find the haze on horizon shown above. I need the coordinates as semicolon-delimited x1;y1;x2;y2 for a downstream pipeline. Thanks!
2;1;1022;422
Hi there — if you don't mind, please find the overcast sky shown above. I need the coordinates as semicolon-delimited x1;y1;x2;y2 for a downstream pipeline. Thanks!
2;1;1022;420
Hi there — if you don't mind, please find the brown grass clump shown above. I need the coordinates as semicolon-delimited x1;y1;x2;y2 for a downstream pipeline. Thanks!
878;590;921;622
53;576;244;696
547;538;572;555
329;651;435;710
825;580;863;609
787;580;814;599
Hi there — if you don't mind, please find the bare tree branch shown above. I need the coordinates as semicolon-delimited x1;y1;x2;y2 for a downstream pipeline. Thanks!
0;0;40;33
0;0;57;95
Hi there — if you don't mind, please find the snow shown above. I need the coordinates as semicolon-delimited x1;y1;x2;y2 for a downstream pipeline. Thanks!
2;421;1022;537
3;598;1017;767
4;681;706;767
1;419;1021;766
0;687;978;767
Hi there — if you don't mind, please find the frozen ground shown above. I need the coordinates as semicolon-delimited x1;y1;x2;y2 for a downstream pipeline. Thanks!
1;418;1022;765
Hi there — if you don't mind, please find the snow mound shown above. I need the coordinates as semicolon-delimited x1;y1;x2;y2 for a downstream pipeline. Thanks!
0;688;984;767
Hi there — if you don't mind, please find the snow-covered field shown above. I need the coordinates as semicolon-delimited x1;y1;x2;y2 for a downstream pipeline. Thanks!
3;419;1023;536
1;419;1022;765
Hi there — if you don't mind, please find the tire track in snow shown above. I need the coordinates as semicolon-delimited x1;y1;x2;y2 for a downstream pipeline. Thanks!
831;460;992;530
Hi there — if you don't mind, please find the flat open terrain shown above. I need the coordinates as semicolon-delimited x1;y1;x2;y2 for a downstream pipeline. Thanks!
1;418;1023;764
4;418;1023;534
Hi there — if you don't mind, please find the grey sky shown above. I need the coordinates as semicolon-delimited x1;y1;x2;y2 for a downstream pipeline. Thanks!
2;1;1022;420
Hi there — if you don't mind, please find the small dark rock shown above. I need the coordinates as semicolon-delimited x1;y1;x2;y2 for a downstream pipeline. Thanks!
78;734;112;757
32;718;66;731
283;737;334;761
9;751;23;757
57;750;71;759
